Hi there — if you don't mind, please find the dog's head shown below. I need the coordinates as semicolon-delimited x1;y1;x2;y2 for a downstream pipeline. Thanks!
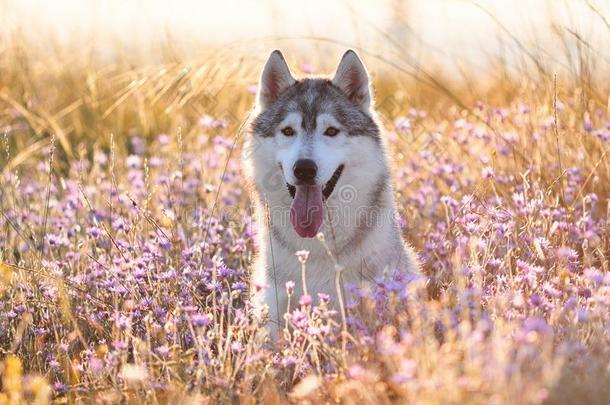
244;50;387;238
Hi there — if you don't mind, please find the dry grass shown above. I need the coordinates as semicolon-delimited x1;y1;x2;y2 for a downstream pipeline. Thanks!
0;3;610;404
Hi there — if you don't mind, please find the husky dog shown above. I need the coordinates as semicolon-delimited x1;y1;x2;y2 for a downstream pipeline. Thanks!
243;50;420;336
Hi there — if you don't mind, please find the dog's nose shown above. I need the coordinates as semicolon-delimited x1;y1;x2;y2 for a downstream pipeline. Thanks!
293;159;317;183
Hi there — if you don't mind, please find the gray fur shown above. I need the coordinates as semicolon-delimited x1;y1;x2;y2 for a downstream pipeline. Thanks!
337;173;389;257
252;79;379;140
271;225;290;250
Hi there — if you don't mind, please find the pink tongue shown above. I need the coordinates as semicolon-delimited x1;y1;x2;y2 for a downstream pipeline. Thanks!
290;185;324;238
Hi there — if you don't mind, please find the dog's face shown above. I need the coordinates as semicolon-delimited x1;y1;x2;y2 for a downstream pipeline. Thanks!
245;50;385;238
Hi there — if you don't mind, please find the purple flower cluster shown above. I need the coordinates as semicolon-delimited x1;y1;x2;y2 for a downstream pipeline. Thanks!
1;98;609;402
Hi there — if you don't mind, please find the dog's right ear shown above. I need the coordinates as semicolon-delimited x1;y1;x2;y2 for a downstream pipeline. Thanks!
332;50;371;110
258;50;296;109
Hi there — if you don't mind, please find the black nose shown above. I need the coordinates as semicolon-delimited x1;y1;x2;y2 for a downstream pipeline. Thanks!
293;159;317;184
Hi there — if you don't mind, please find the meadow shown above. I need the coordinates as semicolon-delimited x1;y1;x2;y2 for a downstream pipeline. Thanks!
0;2;610;403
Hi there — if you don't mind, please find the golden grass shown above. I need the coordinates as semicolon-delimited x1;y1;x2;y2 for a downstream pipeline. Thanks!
0;7;609;403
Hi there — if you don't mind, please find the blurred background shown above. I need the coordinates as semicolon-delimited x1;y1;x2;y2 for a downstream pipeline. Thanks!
0;0;609;160
2;0;609;77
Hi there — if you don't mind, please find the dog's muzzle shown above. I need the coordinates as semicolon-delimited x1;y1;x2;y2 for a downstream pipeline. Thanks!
287;164;344;200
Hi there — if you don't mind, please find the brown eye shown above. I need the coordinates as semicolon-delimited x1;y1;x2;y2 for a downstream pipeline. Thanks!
281;126;295;136
324;127;340;137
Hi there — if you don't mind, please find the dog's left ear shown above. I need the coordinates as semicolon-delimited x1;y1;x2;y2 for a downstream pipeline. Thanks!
258;50;296;109
332;50;371;110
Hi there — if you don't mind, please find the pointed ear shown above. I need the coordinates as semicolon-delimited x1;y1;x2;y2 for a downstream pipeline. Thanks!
257;50;296;109
332;50;371;110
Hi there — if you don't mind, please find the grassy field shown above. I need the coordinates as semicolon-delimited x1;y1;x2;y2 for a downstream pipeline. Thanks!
0;2;610;403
